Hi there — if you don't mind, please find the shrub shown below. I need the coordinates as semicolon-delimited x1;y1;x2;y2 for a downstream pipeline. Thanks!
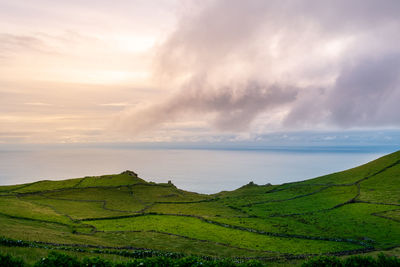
173;256;209;267
343;255;376;267
302;255;342;267
376;253;400;267
0;253;25;267
302;253;400;267
33;252;80;267
82;256;113;267
242;259;264;267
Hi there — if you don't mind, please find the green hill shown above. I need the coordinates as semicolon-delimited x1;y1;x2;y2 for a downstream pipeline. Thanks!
0;151;399;265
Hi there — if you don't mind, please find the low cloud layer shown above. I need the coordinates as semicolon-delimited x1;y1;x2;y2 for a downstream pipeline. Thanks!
120;0;400;135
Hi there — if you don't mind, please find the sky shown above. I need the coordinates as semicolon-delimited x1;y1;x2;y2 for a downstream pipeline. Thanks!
1;0;400;145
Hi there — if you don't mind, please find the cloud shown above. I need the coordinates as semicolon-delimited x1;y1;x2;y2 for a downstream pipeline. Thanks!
119;76;297;133
99;103;129;107
0;33;44;50
118;0;400;135
24;102;54;106
328;53;400;127
0;33;48;59
285;53;400;128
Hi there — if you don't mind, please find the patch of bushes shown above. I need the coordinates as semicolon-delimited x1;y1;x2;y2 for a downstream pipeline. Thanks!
33;252;81;267
0;237;31;248
0;253;24;267
1;251;399;267
302;253;400;267
301;255;343;267
2;252;263;267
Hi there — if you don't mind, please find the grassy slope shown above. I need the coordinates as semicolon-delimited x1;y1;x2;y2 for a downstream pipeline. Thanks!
0;151;399;262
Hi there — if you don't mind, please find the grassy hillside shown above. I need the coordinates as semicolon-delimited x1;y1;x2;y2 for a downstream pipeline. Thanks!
0;151;399;264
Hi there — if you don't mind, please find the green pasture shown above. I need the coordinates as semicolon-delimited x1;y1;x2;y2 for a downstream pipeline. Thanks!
76;173;146;188
0;196;71;224
13;178;83;193
301;150;400;185
44;187;146;213
147;201;245;217
89;214;362;254
358;163;400;204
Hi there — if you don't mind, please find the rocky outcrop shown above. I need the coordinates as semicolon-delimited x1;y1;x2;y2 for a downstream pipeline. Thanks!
121;170;138;177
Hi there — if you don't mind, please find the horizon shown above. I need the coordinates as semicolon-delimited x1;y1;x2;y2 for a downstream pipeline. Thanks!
0;145;394;193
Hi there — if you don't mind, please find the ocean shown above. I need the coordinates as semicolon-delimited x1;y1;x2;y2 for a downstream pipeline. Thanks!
0;146;394;193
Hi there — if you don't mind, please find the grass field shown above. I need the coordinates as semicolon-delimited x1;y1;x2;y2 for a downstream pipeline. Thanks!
0;151;399;264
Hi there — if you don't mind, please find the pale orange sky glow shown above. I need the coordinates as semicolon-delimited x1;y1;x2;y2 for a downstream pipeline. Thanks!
0;0;180;143
1;0;400;144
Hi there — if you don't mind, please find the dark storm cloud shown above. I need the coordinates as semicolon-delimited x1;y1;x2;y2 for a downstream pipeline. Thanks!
121;0;400;133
